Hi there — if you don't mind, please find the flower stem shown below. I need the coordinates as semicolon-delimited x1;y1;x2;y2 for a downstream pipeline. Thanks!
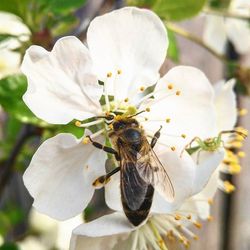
203;7;250;21
148;220;169;250
165;22;227;62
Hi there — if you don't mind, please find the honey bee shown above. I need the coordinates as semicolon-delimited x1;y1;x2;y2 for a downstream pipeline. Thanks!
88;115;175;226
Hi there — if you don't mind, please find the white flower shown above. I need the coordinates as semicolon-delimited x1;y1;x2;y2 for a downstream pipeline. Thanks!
184;79;246;222
69;79;239;250
203;0;250;54
28;209;83;250
0;11;30;78
22;7;221;224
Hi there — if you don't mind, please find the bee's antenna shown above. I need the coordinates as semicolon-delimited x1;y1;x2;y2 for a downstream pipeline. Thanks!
95;114;114;121
127;110;146;118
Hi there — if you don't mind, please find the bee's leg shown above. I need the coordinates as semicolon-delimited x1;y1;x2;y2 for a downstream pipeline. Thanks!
86;136;120;161
93;167;121;188
150;125;162;148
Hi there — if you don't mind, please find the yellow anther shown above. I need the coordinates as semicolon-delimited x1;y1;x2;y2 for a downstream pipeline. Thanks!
176;90;181;96
230;141;243;148
82;137;90;144
174;214;181;220
167;83;173;90
117;69;122;75
124;98;129;103
181;134;186;139
186;214;192;220
75;121;81;127
107;72;112;77
108;124;113;130
193;221;202;229
223;181;235;193
235;127;248;135
208;198;213;205
139;86;145;92
238;108;248;116
171;146;176;151
105;111;110;116
126;106;137;115
166;118;171;123
144;117;148;121
238;151;246;158
146;107;150;112
207;216;213;222
115;115;122;121
193;235;199;240
228;163;241;174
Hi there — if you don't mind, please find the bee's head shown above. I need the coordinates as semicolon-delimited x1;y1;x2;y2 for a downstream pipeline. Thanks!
112;118;139;131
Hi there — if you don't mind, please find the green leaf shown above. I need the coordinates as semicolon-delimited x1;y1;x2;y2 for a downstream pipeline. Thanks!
153;0;206;21
51;15;79;36
167;29;179;62
208;0;231;9
37;0;87;13
0;243;19;250
0;74;48;127
126;0;155;7
0;0;30;18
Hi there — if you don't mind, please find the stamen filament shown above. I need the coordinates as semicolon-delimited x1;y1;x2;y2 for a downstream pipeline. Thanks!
75;119;103;128
148;220;169;250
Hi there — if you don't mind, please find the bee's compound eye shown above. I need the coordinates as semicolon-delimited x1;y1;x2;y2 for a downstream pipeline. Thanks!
113;121;126;131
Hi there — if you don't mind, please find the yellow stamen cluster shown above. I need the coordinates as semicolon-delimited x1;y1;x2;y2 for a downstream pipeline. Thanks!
176;90;181;96
207;216;213;222
238;108;248;116
171;146;176;151
146;107;151;112
139;86;145;92
167;83;173;90
166;118;171;123
223;181;236;193
75;121;81;127
117;69;122;75
107;72;112;78
181;134;186;139
208;198;213;205
82;137;90;144
223;149;242;174
193;221;202;229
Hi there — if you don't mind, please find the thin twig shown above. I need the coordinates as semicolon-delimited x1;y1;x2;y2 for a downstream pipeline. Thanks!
0;125;38;197
203;7;250;21
164;21;249;72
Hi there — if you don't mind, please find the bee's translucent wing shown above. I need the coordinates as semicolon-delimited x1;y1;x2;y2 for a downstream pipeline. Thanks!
136;145;175;203
120;161;153;211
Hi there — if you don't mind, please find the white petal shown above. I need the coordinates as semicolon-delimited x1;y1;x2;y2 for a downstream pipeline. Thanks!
87;7;167;100
203;15;227;54
105;170;122;211
21;36;103;124
0;11;30;35
70;213;133;250
105;147;196;214
57;215;84;250
225;17;250;54
191;149;224;195
151;149;196;213
0;49;21;78
181;169;220;221
214;79;237;131
142;66;217;151
18;236;47;250
23;133;106;220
